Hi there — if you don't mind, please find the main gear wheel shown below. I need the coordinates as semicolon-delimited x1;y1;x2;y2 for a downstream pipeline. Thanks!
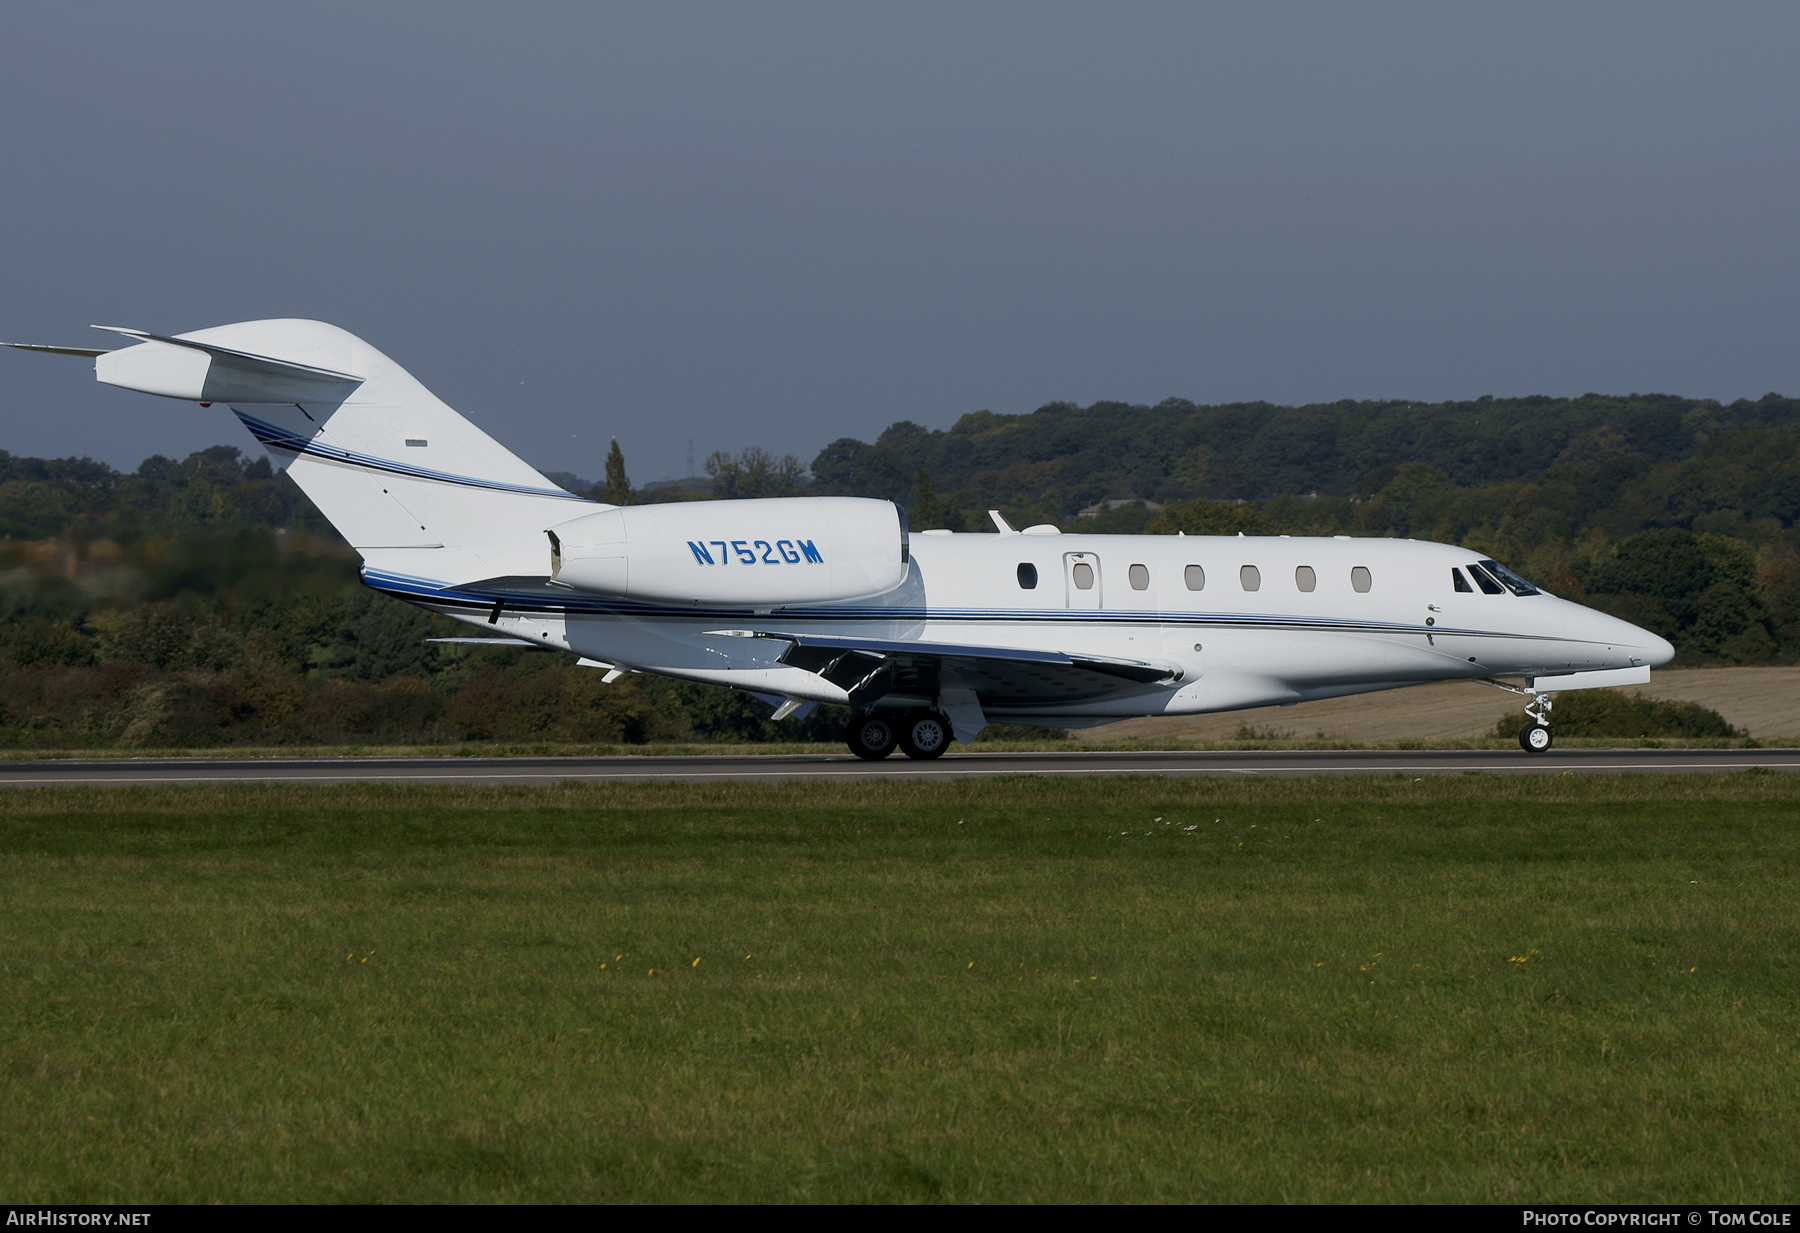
847;712;898;760
898;710;952;760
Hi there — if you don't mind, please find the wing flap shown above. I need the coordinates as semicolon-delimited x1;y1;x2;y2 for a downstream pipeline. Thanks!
749;630;1180;710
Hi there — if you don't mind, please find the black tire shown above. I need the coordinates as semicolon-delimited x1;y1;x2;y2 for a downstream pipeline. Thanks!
898;711;952;760
1519;722;1553;753
848;713;898;760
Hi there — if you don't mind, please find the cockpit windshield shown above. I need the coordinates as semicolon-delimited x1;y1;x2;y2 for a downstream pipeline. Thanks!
1467;563;1505;595
1479;558;1540;596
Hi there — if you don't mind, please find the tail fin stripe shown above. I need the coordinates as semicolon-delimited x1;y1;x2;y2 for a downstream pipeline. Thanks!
234;409;586;500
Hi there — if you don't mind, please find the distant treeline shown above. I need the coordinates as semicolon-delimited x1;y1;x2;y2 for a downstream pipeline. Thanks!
0;445;333;542
0;443;851;747
808;391;1800;514
0;525;848;750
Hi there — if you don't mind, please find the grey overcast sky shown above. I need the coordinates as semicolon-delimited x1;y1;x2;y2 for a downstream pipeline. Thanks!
3;2;1797;481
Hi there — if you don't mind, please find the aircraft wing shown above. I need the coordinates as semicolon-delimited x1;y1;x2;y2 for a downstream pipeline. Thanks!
744;630;1181;712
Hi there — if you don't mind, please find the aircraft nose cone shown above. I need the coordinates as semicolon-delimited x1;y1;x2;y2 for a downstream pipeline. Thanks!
1566;601;1675;668
1605;612;1674;667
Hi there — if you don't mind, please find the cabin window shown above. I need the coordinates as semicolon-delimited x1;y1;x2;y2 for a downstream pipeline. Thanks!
1072;562;1095;590
1295;565;1316;592
1481;558;1541;596
1351;566;1372;593
1017;562;1038;590
1452;567;1473;593
1184;564;1205;591
1467;563;1505;595
1129;564;1149;590
1240;565;1260;591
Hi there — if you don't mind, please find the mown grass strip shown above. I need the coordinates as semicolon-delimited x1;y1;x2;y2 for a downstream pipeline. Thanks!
2;774;1796;1202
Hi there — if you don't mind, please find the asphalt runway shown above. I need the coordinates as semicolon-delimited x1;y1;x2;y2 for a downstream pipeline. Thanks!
0;747;1795;786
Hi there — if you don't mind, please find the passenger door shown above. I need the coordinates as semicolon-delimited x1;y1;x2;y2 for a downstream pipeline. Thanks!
1064;552;1101;609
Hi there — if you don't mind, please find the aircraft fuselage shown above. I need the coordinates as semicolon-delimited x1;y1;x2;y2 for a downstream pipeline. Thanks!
378;528;1670;724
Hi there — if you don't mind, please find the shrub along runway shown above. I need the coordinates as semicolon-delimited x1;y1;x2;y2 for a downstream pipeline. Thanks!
2;774;1796;1203
0;746;1797;786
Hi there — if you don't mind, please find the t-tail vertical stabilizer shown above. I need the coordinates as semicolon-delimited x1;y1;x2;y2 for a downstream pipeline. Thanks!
21;320;593;570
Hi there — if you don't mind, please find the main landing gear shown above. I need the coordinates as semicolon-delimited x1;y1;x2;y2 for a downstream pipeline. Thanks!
847;709;952;761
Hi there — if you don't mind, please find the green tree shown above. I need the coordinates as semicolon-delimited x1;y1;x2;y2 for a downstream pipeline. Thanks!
1691;534;1776;661
912;468;943;531
705;447;807;499
1581;529;1777;660
602;439;632;506
325;591;443;681
1584;529;1712;635
1170;445;1213;496
1144;498;1281;536
1363;462;1453;538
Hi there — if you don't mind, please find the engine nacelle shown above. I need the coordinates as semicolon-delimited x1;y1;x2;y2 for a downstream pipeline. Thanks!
546;497;909;607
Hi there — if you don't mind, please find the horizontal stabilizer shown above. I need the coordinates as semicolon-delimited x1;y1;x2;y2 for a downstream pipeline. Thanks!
90;324;364;403
1;341;110;358
92;326;362;381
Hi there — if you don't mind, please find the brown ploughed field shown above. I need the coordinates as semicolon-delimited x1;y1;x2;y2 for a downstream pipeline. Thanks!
1076;667;1800;744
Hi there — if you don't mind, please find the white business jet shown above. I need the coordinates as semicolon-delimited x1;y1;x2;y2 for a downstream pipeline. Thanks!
5;320;1674;757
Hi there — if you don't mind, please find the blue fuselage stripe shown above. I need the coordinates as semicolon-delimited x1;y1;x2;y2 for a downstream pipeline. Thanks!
360;568;1538;641
234;409;589;500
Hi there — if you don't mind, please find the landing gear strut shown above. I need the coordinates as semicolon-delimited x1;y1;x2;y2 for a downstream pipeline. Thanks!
1477;678;1555;754
1518;690;1553;753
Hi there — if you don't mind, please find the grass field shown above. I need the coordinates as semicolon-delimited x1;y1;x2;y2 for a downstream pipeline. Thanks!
2;775;1797;1203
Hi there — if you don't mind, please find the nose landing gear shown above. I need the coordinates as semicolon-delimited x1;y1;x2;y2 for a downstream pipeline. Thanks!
1518;690;1554;753
1476;678;1556;753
